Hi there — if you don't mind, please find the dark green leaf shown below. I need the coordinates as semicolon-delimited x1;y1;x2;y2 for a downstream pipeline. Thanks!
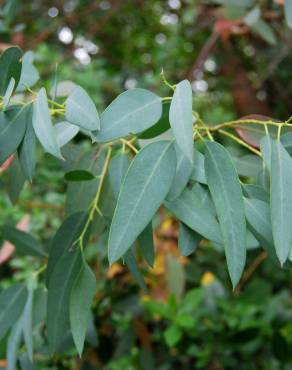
1;225;46;257
270;139;292;265
0;47;22;95
18;107;36;182
124;248;146;290
178;222;201;256
0;106;28;165
0;284;27;341
139;101;170;139
137;222;155;267
169;80;193;163
47;249;82;353
65;86;100;131
46;212;87;286
6;154;25;204
70;260;96;356
205;141;246;288
94;88;162;142
108;140;176;263
65;169;95;181
32;88;62;159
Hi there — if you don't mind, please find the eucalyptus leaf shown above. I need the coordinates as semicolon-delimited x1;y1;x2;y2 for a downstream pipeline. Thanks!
70;260;96;356
16;51;39;92
139;101;170;139
65;169;95;181
6;316;23;370
284;0;292;28
205;141;246;288
54;121;79;147
3;77;15;108
124;248;147;289
242;184;269;203
108;140;176;263
109;153;130;198
137;222;155;267
32;88;62;159
190;149;206;184
178;223;201;257
94;88;162;142
0;46;22;95
270;139;292;265
1;225;46;257
22;284;34;361
169;80;193;163
65;86;100;131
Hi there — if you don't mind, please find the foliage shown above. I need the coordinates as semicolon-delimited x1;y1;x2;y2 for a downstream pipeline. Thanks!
0;0;292;369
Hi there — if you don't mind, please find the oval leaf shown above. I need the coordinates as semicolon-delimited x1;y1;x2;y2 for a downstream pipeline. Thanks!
64;169;95;181
54;121;79;148
65;86;100;131
94;88;162;142
32;88;62;159
0;47;22;95
178;223;201;257
108;140;176;263
205;141;246;288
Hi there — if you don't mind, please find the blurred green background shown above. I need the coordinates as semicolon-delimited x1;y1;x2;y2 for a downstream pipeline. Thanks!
0;0;292;369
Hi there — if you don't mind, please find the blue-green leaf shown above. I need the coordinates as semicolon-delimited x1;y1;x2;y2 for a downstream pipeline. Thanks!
22;284;34;361
270;139;292;265
178;222;201;256
139;101;170;139
109;153;130;198
190;149;206;184
65;86;100;131
124;248;146;289
284;0;292;28
242;184;269;203
16;51;39;92
70;260;96;356
47;249;82;353
94;88;162;142
54;121;79;148
32;88;62;159
0;284;27;341
0;47;22;95
108;141;176;263
3;77;15;108
6;316;23;370
205;141;246;288
169;80;193;163
165;187;222;243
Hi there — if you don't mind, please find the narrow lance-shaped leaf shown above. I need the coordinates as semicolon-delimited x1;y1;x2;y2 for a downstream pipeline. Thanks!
284;0;292;28
65;86;100;131
108;140;176;263
1;225;46;257
270;139;292;265
6;316;23;370
169;80;193;163
3;77;15;108
124;248;147;290
47;249;82;353
18;107;36;182
0;284;28;341
137;222;155;267
32;88;62;159
70;260;96;357
205;141;246;288
22;283;34;361
94;88;162;142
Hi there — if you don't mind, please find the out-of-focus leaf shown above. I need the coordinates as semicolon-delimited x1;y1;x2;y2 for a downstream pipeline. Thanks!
178;222;201;256
166;255;185;301
137;222;154;267
0;46;22;95
251;19;277;45
284;0;292;28
124;248;146;289
64;169;95;181
6;154;25;204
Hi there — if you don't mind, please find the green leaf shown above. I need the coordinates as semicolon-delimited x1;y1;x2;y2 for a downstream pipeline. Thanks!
260;135;272;170
6;316;23;370
46;212;87;286
178;222;201;257
167;145;193;200
109;153;130;198
270;139;292;265
284;0;292;28
165;187;222;243
139;101;170;139
242;184;269;203
22;284;34;361
16;51;39;92
0;284;27;341
6;154;25;204
47;249;82;353
244;198;278;262
251;19;277;45
205;141;246;288
191;183;216;216
169;80;193;163
3;77;15;108
231;154;262;178
54;121;79;148
124;248;146;289
108;140;176;263
18;110;36;182
189;148;206;184
166;255;185;301
32;88;62;159
65;86;100;131
94;88;162;142
64;169;95;181
19;353;36;370
0;106;28;165
0;47;22;95
164;325;182;347
281;132;292;156
1;225;46;257
70;260;96;356
137;222;155;267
